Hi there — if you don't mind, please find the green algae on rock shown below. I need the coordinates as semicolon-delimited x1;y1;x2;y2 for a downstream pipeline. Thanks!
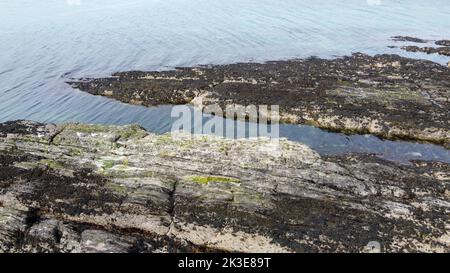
68;53;450;147
189;175;241;185
0;121;449;253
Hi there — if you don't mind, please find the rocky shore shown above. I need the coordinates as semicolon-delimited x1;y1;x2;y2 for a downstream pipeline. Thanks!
68;53;450;147
0;120;448;253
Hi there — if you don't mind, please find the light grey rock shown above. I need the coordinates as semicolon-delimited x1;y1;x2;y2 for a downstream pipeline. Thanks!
81;230;135;253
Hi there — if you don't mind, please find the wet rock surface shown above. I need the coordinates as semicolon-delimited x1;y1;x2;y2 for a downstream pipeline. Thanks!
68;53;450;147
436;40;450;47
0;121;448;253
390;36;450;57
391;36;428;43
401;46;450;57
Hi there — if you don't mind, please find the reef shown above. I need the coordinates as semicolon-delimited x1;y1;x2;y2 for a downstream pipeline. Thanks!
391;36;428;43
0;120;448;253
401;46;450;57
436;40;450;47
68;53;450;147
390;36;450;57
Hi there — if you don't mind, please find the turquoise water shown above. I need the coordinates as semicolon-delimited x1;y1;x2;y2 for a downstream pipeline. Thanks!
1;0;449;162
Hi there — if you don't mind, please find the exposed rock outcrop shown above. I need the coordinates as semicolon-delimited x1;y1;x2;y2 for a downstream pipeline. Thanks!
436;40;450;47
0;121;448;253
401;45;450;57
391;36;428;43
68;53;450;147
390;36;450;56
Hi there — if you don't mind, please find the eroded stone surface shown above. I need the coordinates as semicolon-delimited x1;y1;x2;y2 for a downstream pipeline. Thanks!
0;121;449;253
68;53;450;146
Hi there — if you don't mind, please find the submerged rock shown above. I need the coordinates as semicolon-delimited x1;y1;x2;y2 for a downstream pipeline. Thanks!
391;36;428;43
0;121;448;253
68;53;450;147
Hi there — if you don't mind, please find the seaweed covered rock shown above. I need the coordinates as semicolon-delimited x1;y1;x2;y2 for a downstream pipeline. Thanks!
0;121;449;253
68;53;450;146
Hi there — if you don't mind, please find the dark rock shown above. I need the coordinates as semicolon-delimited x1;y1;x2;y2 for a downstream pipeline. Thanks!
436;40;450;46
391;36;428;43
401;45;450;57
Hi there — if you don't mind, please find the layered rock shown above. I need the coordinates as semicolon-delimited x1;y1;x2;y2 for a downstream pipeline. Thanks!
0;120;448;253
68;53;450;147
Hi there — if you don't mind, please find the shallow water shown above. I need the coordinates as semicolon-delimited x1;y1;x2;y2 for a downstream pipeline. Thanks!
1;0;450;162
